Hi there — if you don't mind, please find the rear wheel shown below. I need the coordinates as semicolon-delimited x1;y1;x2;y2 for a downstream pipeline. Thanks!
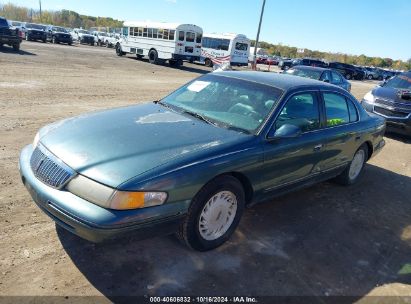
204;58;213;67
177;175;245;251
345;73;352;80
335;145;368;185
148;49;159;64
368;75;373;80
12;43;20;51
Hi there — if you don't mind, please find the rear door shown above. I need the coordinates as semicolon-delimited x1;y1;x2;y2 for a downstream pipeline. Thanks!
318;91;361;172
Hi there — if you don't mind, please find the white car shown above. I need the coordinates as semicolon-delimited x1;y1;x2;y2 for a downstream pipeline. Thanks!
92;31;109;46
104;33;120;48
72;29;95;45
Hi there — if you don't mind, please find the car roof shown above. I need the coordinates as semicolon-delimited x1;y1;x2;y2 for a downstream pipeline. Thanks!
290;65;331;72
213;71;339;91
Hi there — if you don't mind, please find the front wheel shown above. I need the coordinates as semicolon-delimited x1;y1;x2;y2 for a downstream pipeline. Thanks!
177;176;245;251
335;145;368;185
345;73;352;80
204;58;213;67
52;37;56;44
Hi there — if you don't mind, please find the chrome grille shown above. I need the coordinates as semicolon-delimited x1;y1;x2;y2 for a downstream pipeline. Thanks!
30;146;75;189
375;98;411;113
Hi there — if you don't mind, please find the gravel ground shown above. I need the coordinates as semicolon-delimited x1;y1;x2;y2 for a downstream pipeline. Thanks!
0;42;410;301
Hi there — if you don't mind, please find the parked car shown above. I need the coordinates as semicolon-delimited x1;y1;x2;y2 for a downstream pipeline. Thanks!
104;33;119;48
364;67;383;80
0;17;22;51
24;23;47;42
329;62;364;80
361;72;411;136
91;31;109;46
265;56;279;65
72;29;95;45
46;25;73;45
280;58;327;70
20;72;385;251
256;56;267;64
8;20;26;39
285;66;351;92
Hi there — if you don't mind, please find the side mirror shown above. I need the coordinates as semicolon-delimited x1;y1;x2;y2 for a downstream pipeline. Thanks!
379;81;386;87
268;124;302;140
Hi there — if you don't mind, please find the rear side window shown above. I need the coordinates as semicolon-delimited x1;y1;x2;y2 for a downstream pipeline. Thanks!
323;93;350;126
347;99;358;122
276;93;320;133
331;72;343;83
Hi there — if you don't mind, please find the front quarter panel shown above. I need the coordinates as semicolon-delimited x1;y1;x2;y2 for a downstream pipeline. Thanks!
119;138;265;206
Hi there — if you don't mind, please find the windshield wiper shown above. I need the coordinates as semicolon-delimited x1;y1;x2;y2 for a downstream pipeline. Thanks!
181;110;218;126
224;125;251;135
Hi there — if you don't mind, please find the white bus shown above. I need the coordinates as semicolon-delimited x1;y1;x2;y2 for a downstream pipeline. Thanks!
200;33;250;67
116;21;203;66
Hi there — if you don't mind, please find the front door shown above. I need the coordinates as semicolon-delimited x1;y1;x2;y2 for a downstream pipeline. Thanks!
261;91;326;193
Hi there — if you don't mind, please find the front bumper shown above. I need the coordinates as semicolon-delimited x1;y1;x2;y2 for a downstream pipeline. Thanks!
362;100;411;136
19;144;187;242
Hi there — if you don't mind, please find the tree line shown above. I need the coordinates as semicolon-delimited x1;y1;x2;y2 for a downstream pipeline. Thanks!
0;3;123;30
252;41;411;71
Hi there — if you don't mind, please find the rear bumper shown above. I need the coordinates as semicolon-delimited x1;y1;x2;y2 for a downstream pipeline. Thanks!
172;54;200;61
19;144;187;243
362;100;411;135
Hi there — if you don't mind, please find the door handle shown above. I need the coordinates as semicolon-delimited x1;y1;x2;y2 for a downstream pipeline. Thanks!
314;144;323;151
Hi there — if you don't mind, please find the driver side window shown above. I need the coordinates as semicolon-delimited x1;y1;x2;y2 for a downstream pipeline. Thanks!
275;93;320;133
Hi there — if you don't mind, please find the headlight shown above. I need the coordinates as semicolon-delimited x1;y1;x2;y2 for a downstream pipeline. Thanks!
66;175;167;210
363;91;375;103
33;132;40;147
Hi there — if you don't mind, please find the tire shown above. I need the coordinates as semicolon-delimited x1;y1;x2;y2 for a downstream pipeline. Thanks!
335;144;368;185
52;36;56;44
345;73;352;80
368;75;373;80
116;43;124;56
25;34;30;41
105;41;109;48
90;42;95;46
12;43;20;51
177;175;245;251
148;49;159;64
204;58;213;67
42;39;46;43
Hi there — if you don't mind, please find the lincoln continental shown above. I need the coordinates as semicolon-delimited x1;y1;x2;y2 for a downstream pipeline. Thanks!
19;72;386;251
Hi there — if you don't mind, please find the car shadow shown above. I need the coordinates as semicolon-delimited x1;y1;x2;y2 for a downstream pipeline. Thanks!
58;164;411;299
384;132;411;144
0;46;36;56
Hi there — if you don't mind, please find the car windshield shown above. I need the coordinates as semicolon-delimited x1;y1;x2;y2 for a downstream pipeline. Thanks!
11;21;23;27
161;74;283;134
78;30;90;34
99;32;107;36
26;23;46;30
286;68;322;80
53;27;67;32
383;75;411;90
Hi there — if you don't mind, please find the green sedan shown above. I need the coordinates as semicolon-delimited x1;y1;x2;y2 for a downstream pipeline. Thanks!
19;72;386;251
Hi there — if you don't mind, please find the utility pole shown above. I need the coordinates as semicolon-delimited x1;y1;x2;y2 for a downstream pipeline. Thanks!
252;0;266;70
39;0;42;22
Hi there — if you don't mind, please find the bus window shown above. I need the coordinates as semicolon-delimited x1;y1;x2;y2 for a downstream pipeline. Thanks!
196;33;202;43
153;28;158;38
235;42;248;51
163;29;169;40
138;27;143;36
169;30;175;40
186;32;195;42
148;28;153;38
143;28;148;37
178;31;185;41
122;27;128;36
218;39;230;51
158;29;163;39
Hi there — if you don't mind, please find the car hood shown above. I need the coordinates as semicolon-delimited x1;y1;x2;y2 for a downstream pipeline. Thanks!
372;86;409;103
39;103;249;188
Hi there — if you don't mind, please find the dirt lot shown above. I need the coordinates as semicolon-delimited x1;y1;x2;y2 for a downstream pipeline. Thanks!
0;42;410;301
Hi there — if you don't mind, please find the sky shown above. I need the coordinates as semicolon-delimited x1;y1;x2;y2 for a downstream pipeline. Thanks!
4;0;411;61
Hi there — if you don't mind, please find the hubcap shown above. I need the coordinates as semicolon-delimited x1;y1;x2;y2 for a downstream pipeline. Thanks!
349;150;365;180
198;191;237;241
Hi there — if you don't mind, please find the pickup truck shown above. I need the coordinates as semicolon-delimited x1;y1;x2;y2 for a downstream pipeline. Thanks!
0;17;22;51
